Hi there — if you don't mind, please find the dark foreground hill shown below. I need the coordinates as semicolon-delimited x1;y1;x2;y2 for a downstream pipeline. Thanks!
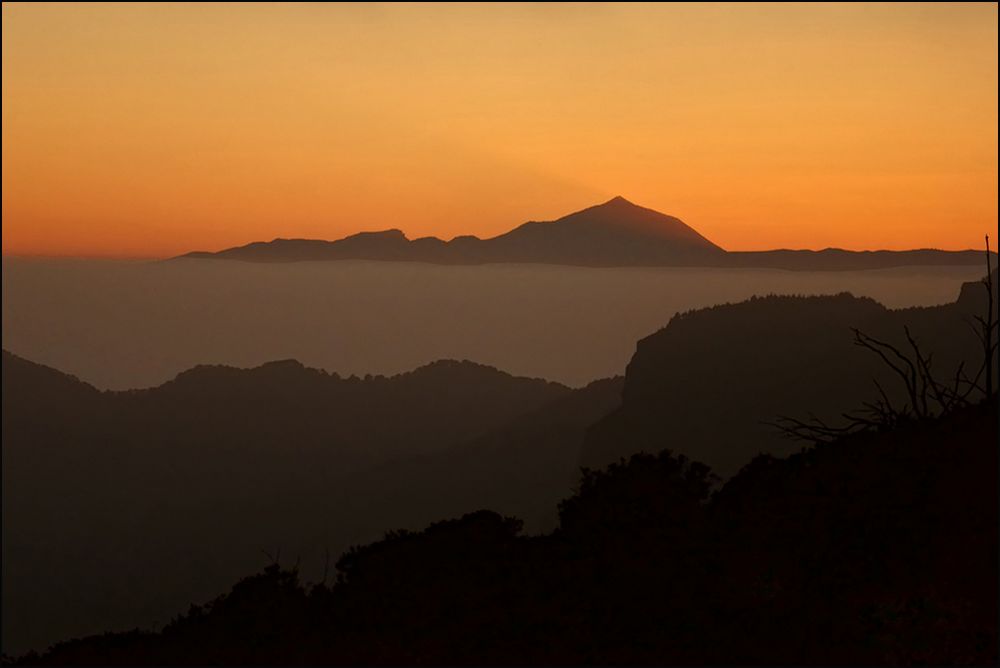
583;275;997;477
17;401;997;665
2;355;621;655
180;196;993;270
4;276;995;656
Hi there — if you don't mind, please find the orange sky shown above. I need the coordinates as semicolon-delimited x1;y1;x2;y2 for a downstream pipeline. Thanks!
2;2;997;258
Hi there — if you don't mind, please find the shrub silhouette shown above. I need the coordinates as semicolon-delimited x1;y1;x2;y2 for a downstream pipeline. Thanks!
558;451;716;544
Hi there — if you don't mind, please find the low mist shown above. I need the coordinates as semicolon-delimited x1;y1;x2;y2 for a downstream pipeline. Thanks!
2;258;986;389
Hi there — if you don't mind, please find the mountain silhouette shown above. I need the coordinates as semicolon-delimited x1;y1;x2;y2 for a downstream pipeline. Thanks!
4;276;996;658
3;354;569;467
1;353;620;656
583;275;998;476
346;375;625;536
180;196;993;269
480;196;723;265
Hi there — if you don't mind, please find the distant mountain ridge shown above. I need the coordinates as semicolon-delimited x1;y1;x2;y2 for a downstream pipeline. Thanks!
179;196;993;270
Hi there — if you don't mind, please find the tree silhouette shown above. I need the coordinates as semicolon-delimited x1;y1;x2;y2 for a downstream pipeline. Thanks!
973;234;996;397
773;235;998;444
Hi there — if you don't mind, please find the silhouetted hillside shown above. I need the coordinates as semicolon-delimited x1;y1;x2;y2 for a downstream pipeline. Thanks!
5;276;995;657
17;401;996;665
1;354;619;655
583;276;997;476
181;197;993;269
348;376;626;535
4;354;567;464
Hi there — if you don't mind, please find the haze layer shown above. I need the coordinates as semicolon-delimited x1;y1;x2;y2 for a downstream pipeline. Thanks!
1;258;985;389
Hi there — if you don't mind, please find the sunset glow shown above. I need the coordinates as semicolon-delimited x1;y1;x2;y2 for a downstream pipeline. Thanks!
2;2;997;257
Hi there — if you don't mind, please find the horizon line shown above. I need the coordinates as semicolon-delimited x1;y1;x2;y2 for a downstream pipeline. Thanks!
3;244;997;262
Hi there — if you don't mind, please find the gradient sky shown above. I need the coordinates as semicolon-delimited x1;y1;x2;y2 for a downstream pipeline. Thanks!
2;2;997;257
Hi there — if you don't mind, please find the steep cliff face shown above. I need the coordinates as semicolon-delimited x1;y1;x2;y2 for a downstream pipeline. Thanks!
582;278;994;477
